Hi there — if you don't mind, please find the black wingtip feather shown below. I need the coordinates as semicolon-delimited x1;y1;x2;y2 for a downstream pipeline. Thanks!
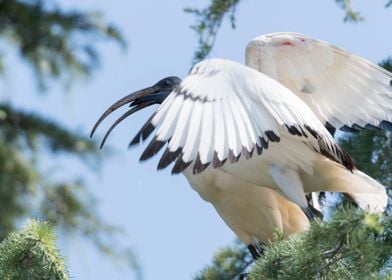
340;125;360;133
129;115;155;147
304;125;319;139
242;146;253;160
365;123;382;131
212;151;225;168
130;134;142;146
256;144;263;155
340;148;355;171
325;122;336;136
249;146;254;158
380;120;392;131
141;123;155;140
336;121;392;134
158;148;182;170
299;126;308;138
193;153;210;174
320;144;355;172
259;137;269;149
265;130;280;142
172;157;192;174
285;125;303;136
139;137;166;161
228;149;237;163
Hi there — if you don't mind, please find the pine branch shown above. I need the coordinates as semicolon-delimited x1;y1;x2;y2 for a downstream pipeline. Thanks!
249;208;392;279
184;0;240;64
0;0;126;89
0;102;140;273
0;219;69;280
380;57;392;72
0;103;98;158
335;0;364;22
0;0;138;276
194;240;253;280
186;0;392;63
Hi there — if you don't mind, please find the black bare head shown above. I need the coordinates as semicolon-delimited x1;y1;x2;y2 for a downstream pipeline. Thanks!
130;76;181;106
90;76;182;147
154;76;182;91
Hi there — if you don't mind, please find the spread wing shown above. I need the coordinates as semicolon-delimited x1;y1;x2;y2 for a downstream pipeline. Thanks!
131;58;352;174
246;32;392;131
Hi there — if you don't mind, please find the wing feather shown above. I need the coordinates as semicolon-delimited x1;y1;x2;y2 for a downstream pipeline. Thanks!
167;98;193;151
213;98;228;162
198;102;214;164
228;97;252;154
220;97;237;158
137;58;350;174
155;95;184;141
234;95;258;151
182;101;203;162
246;32;392;131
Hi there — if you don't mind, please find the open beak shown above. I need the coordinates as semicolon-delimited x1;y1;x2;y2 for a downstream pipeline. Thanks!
90;85;170;148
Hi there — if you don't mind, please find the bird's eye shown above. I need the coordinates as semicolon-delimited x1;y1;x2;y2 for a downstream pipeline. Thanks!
162;79;172;87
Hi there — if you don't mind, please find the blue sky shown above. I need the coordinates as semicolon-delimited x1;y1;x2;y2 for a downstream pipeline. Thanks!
4;1;392;279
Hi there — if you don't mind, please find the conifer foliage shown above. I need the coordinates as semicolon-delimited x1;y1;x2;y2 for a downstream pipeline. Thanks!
0;220;68;280
0;0;138;277
249;208;392;280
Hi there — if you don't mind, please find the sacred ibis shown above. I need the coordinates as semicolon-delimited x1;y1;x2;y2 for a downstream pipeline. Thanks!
91;32;390;258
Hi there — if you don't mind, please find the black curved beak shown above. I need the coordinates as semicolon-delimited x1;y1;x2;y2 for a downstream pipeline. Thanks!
90;84;171;148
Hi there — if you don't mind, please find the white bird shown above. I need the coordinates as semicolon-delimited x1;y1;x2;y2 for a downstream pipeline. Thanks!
91;32;390;258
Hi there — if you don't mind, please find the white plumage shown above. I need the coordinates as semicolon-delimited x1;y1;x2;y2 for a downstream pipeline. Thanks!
92;32;390;251
149;59;348;174
246;32;392;130
142;58;386;209
184;168;310;245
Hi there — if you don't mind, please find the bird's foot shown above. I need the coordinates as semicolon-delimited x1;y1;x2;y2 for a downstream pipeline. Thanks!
302;206;322;221
247;244;265;260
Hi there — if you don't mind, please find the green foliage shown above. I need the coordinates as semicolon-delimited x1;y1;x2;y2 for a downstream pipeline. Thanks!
186;1;391;62
339;130;392;187
194;241;252;280
184;0;240;63
0;103;98;239
339;129;392;214
380;57;392;72
249;208;392;280
194;209;392;280
329;0;392;22
0;104;97;157
0;103;140;274
0;219;68;280
335;0;364;22
0;0;138;276
0;0;125;88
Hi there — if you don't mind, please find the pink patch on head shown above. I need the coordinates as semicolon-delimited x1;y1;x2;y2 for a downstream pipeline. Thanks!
281;40;295;46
